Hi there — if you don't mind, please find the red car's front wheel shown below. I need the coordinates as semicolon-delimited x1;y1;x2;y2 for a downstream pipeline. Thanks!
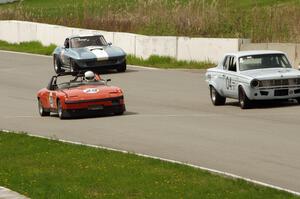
38;99;50;117
57;100;68;119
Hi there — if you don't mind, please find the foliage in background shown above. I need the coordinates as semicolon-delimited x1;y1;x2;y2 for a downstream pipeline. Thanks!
0;131;298;198
0;40;214;69
0;0;300;42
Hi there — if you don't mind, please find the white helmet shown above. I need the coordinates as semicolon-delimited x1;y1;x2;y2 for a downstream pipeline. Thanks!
84;71;95;81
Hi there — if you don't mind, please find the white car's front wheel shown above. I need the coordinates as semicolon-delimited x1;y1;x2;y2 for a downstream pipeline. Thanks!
210;86;226;106
239;87;252;109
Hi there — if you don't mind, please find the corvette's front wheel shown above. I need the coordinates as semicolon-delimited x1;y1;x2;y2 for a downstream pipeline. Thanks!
38;99;50;117
210;86;226;106
116;60;127;72
53;55;63;74
57;100;68;119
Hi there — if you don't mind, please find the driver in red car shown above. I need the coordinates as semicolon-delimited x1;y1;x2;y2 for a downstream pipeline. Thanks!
84;71;101;81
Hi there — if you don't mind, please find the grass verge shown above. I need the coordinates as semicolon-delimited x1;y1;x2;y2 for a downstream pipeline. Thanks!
127;55;214;69
0;40;56;55
0;131;298;199
0;40;214;69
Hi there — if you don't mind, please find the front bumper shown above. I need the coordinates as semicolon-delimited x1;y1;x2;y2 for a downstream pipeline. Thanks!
248;86;300;100
63;104;126;117
75;57;126;69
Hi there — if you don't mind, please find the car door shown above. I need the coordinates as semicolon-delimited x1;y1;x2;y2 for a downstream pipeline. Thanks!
45;77;58;109
219;56;231;97
224;56;239;98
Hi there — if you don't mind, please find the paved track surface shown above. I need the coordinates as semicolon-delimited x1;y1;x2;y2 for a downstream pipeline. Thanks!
1;51;300;192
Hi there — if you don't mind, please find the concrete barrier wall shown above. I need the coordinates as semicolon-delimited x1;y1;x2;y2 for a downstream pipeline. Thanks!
0;20;248;63
241;43;300;68
0;0;17;3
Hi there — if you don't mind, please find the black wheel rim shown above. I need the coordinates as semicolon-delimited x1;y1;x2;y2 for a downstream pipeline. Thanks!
38;101;43;115
211;87;216;103
58;102;62;118
239;90;245;107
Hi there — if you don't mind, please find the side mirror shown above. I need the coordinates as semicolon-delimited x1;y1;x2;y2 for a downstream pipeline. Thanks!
108;42;112;46
105;79;111;85
64;39;69;48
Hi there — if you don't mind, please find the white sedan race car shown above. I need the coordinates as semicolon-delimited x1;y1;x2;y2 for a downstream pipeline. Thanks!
205;50;300;109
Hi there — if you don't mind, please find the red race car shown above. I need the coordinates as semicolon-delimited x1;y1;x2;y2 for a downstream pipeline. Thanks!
37;71;125;119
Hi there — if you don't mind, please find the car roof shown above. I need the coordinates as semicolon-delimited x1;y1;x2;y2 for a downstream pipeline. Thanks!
68;34;103;39
225;50;286;58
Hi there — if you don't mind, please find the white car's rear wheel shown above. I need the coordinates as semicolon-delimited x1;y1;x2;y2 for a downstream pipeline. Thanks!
210;86;226;106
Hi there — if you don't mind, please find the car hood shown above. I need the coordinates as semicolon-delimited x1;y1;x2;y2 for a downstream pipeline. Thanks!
72;46;126;60
240;68;300;80
61;84;123;100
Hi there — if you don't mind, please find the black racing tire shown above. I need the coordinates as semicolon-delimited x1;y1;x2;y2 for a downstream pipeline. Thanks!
38;99;50;117
296;98;300;104
114;110;124;116
116;60;127;72
53;55;63;74
239;87;252;109
210;86;226;106
57;100;68;119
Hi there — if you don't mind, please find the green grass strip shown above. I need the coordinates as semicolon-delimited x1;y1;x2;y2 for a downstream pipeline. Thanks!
0;131;298;199
0;40;56;55
127;55;214;69
0;40;214;69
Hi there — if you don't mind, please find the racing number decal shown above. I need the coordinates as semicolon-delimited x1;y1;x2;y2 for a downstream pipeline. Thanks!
226;77;232;90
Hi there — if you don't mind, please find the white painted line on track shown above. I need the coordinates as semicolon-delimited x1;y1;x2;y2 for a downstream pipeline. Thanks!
2;115;39;119
1;129;299;196
129;113;221;117
0;186;28;199
0;49;52;58
0;50;161;71
128;64;160;70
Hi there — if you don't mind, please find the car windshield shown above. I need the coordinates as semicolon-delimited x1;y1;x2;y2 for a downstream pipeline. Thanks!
239;54;292;71
70;36;108;48
56;76;105;89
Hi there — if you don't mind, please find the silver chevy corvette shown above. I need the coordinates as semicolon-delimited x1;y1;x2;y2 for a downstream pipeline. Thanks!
205;50;300;109
52;34;126;73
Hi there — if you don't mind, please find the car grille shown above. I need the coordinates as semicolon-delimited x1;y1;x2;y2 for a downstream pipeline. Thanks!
86;60;119;67
259;78;300;87
274;89;289;96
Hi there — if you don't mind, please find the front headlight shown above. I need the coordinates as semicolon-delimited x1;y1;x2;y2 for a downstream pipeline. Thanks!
250;79;259;88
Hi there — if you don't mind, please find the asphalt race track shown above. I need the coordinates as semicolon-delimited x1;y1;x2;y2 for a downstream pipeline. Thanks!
1;51;300;193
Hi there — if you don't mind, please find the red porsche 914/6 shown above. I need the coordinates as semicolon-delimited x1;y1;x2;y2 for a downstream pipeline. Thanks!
37;71;125;119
